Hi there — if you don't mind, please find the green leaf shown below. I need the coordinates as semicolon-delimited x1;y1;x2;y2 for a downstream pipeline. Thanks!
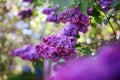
78;46;93;55
103;19;108;25
94;17;102;24
91;6;100;17
49;0;75;9
34;0;47;6
81;46;93;55
76;33;80;39
78;0;94;14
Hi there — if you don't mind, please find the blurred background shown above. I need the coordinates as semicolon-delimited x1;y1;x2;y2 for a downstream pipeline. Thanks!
0;0;120;80
0;0;62;80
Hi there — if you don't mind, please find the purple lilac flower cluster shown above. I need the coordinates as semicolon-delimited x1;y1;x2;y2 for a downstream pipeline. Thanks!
43;6;90;34
18;8;33;19
58;6;89;33
54;41;120;80
11;45;40;61
11;34;77;61
37;34;77;61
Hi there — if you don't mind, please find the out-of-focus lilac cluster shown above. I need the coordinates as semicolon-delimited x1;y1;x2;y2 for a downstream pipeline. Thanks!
42;6;90;34
96;0;114;12
22;0;32;3
18;8;33;19
97;41;120;80
54;41;120;80
54;58;108;80
100;0;112;12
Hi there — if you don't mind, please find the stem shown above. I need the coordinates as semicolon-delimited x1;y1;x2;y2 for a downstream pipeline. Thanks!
94;0;117;40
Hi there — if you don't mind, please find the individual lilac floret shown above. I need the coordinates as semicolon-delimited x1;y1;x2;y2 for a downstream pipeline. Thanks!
42;5;59;15
11;45;40;61
46;13;60;24
18;8;33;19
97;41;120;80
54;57;109;80
22;0;32;3
59;23;79;37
